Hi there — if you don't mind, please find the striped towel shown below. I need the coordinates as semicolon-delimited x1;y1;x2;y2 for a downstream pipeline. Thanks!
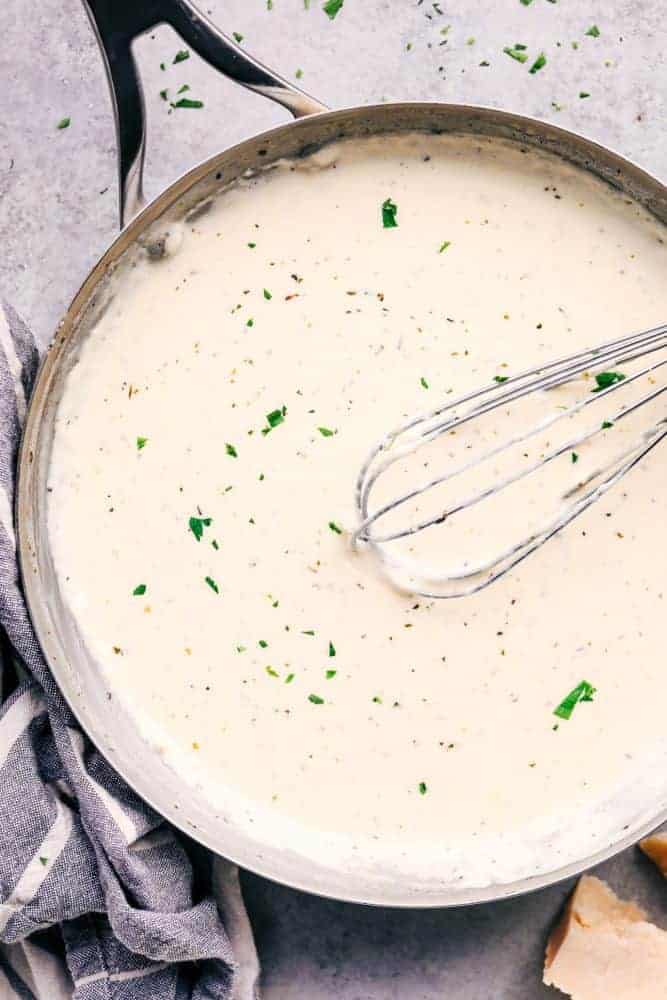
0;302;260;1000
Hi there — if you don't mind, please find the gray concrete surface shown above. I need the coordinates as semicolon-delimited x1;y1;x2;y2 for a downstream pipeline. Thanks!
1;1;665;996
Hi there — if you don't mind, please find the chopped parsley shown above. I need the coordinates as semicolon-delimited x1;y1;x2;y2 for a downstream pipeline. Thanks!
318;426;335;437
265;665;279;677
296;68;303;79
247;242;256;248
571;452;579;464
520;0;534;4
204;576;220;594
56;117;71;130
285;673;295;684
263;288;272;300
173;49;190;63
579;91;590;99
177;84;190;94
246;318;254;327
225;443;238;457
259;639;268;648
262;406;286;435
593;371;625;392
420;376;429;389
308;693;324;704
136;436;148;450
39;856;49;866
171;98;204;109
504;45;528;63
328;521;343;534
212;539;219;550
160;89;168;101
418;781;428;795
326;669;337;679
601;420;614;430
323;0;344;19
554;679;596;720
301;629;316;635
438;240;451;253
232;31;244;43
529;52;547;74
586;24;600;37
189;515;212;542
382;197;398;228
494;374;509;383
328;641;336;657
132;584;147;596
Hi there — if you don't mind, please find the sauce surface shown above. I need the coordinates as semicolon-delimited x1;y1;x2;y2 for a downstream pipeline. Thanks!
48;134;667;887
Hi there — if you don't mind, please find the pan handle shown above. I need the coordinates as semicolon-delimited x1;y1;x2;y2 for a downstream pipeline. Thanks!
82;0;329;229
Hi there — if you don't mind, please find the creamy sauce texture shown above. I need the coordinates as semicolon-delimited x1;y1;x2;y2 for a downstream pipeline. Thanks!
48;134;667;887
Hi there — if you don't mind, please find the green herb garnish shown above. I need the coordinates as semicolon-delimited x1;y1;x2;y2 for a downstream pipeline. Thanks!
328;521;342;534
418;781;428;795
247;242;256;248
520;0;534;5
160;89;168;101
205;576;219;594
189;515;212;542
554;679;596;720
328;641;336;657
308;693;324;704
579;91;590;99
136;436;148;450
171;98;204;109
504;45;528;63
57;117;71;130
494;374;509;383
326;669;337;679
285;672;295;684
381;198;398;228
593;371;625;392
438;240;451;253
301;629;316;635
225;443;238;458
132;584;147;596
323;0;344;19
420;376;429;389
39;856;48;866
262;406;286;435
318;426;335;437
263;288;272;300
296;68;303;79
571;452;579;464
529;52;546;74
265;665;279;678
232;31;244;43
601;420;614;429
259;639;268;648
586;25;600;37
173;50;190;63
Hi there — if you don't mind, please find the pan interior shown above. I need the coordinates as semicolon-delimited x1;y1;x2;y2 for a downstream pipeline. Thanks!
21;109;667;905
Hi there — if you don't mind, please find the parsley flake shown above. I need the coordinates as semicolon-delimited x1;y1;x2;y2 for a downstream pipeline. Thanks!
504;45;529;63
571;452;579;464
579;91;590;99
263;288;272;300
205;576;219;594
494;374;509;383
189;516;212;542
133;584;147;596
602;420;614;430
381;198;398;228
328;521;342;534
420;377;429;389
308;693;324;704
136;436;148;450
318;426;335;437
57;117;71;130
262;406;286;435
593;371;625;392
160;89;169;101
265;665;279;678
418;781;428;795
39;856;49;866
173;49;190;63
438;240;451;253
554;679;596;720
225;443;238;458
328;641;336;657
326;669;337;679
323;0;344;19
285;673;295;684
586;25;600;37
529;52;547;74
232;31;244;43
259;639;268;648
171;98;204;109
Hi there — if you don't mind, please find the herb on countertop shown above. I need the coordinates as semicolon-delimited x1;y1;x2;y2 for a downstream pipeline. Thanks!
132;584;147;596
318;426;335;437
173;50;190;63
308;693;324;704
261;406;286;435
246;318;254;327
420;377;429;389
554;679;596;720
189;515;212;541
259;639;268;648
571;452;579;464
171;98;204;109
323;0;344;19
136;436;148;450
529;52;546;74
586;25;600;37
328;521;342;534
57;117;71;130
328;641;336;657
205;576;220;594
593;371;625;392
263;288;272;300
381;197;398;228
225;443;238;457
438;240;451;253
285;673;295;683
418;781;428;795
326;669;337;679
504;45;528;63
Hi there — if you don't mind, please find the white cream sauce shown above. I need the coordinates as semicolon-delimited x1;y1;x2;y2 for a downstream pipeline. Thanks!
48;134;667;887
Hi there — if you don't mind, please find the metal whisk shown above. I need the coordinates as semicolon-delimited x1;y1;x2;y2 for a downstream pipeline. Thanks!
353;324;667;598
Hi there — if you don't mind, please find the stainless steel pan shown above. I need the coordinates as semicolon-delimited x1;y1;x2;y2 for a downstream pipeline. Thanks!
17;0;667;907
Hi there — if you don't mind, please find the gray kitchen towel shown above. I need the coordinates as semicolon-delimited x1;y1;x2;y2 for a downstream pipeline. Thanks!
0;301;260;1000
